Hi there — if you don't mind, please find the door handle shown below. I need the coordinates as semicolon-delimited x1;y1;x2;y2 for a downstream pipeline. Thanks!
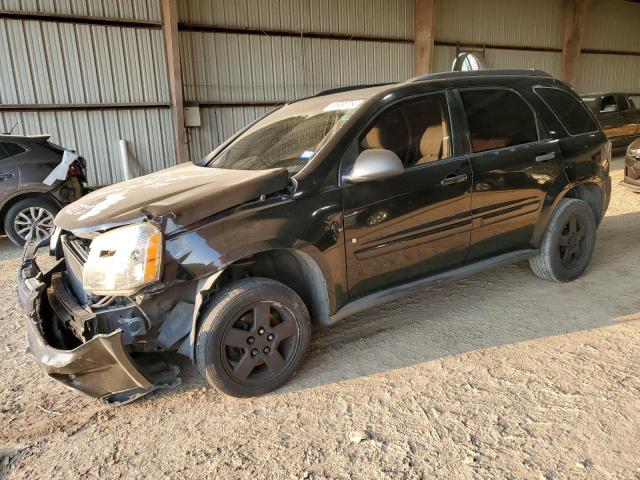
535;152;556;162
0;173;14;180
441;173;468;186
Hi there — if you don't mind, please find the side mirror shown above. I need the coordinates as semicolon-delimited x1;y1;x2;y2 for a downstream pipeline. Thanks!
348;149;404;183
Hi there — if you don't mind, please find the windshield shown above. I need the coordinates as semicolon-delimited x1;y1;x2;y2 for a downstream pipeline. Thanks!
203;86;389;174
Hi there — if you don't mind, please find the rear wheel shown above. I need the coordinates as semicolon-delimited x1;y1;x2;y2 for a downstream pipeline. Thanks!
529;198;596;282
196;277;311;397
4;197;59;247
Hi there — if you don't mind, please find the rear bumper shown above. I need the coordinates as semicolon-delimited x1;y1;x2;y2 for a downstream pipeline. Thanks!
18;241;178;405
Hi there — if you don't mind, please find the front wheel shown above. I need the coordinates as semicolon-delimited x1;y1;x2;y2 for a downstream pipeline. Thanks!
195;277;311;397
529;198;596;282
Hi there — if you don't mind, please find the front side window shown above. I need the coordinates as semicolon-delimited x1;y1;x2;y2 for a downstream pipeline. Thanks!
601;95;618;112
204;86;389;174
535;87;598;135
360;93;451;168
0;142;26;157
460;89;539;153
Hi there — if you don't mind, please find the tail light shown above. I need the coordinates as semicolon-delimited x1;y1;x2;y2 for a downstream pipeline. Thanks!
68;156;87;182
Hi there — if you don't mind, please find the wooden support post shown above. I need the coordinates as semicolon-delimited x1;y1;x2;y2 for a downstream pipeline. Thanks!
415;0;436;75
160;0;187;163
561;0;588;88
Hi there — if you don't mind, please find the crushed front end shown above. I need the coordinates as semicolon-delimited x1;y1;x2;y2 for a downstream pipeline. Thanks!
622;138;640;192
17;234;182;405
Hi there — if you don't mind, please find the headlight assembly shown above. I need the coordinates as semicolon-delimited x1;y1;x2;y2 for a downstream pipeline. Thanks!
82;223;162;296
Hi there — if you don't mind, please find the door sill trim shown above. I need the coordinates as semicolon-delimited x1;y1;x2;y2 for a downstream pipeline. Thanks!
328;249;537;326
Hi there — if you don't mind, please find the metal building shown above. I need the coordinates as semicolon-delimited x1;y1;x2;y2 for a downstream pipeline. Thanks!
0;0;638;185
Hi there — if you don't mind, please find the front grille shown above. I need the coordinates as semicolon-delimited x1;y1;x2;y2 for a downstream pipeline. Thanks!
61;234;91;304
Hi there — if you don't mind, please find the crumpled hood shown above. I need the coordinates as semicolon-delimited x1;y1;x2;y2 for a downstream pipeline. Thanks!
55;162;290;234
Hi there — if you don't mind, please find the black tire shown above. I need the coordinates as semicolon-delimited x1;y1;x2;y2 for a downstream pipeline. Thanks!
529;198;596;282
4;197;59;247
195;277;311;397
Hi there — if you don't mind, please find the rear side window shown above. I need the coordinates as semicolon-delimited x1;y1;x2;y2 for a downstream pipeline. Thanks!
459;89;539;153
536;87;598;135
0;142;26;157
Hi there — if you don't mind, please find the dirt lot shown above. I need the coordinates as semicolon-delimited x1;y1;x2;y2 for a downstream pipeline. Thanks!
1;155;639;479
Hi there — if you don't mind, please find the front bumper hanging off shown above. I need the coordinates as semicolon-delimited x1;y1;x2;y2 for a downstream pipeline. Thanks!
17;240;179;405
622;153;640;192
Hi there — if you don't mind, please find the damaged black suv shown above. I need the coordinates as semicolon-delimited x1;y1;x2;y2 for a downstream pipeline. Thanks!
18;70;611;403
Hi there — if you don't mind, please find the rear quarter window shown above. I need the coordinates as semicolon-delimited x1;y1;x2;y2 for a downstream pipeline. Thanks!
0;141;27;157
537;87;598;135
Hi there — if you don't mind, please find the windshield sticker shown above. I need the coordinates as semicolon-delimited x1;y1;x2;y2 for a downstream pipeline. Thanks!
323;100;363;112
300;150;315;160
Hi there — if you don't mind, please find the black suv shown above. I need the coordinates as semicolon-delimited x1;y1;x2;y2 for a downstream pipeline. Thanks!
18;70;611;403
0;134;87;246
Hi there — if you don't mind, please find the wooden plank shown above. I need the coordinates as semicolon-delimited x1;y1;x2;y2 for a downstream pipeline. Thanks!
0;103;170;112
160;0;187;164
0;9;161;28
179;23;414;44
415;0;436;75
561;0;588;88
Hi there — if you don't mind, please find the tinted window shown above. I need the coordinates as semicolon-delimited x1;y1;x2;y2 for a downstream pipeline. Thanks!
0;144;8;161
601;95;617;112
616;94;630;112
460;89;538;153
0;142;26;157
536;87;599;135
360;93;451;167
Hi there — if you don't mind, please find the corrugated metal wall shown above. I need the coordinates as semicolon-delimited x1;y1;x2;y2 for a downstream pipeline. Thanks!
2;0;638;183
0;109;175;186
433;0;563;76
576;0;640;95
435;0;563;49
178;0;413;38
0;11;172;185
179;0;416;161
0;0;161;21
433;0;639;97
0;19;168;104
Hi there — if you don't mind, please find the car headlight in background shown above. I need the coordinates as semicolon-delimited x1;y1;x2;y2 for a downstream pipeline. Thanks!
83;223;162;296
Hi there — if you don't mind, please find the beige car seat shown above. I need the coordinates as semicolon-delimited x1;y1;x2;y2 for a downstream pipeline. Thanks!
417;113;450;165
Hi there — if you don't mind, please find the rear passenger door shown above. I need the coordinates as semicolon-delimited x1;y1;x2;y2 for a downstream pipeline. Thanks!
0;142;23;204
616;94;640;144
457;88;563;261
597;94;625;144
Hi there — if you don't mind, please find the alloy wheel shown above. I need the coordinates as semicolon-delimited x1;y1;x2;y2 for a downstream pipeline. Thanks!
558;214;588;268
13;207;55;242
221;301;300;384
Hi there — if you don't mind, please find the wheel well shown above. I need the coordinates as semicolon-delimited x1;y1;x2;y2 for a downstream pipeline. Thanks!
563;183;603;225
217;249;331;326
0;192;60;233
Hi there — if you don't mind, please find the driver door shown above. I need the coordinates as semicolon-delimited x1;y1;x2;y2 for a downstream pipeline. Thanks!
340;91;473;299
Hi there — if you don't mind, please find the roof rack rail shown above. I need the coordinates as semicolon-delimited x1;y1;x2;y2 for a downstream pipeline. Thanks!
312;83;393;97
408;69;553;83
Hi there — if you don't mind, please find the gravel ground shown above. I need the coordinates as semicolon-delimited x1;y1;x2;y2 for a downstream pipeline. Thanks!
1;155;640;479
